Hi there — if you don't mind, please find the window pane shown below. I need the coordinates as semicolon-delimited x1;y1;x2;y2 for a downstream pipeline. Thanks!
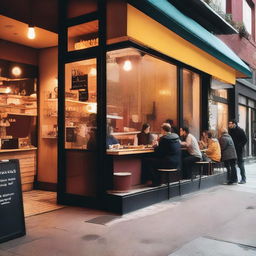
68;20;99;52
209;101;228;134
67;0;97;19
239;95;247;104
243;0;252;34
107;48;177;146
183;69;200;139
65;58;97;150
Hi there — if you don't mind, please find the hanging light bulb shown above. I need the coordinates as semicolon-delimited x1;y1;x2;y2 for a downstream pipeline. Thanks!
123;60;132;71
27;25;36;39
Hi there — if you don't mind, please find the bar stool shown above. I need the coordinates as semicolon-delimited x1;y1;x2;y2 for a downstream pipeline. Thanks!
194;161;210;189
157;169;181;199
113;172;132;192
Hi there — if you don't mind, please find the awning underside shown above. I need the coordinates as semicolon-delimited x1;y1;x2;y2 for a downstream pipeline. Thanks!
128;0;252;78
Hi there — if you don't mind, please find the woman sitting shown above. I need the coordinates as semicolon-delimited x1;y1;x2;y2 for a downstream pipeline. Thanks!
137;123;154;145
203;131;221;162
198;130;208;150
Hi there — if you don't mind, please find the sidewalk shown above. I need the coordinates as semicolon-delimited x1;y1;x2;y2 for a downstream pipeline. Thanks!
0;164;255;256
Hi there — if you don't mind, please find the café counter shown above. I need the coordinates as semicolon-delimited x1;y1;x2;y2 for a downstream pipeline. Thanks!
0;147;37;191
106;147;154;188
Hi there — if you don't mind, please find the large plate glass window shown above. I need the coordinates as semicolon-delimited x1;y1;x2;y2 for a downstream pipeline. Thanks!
106;48;177;146
183;69;200;139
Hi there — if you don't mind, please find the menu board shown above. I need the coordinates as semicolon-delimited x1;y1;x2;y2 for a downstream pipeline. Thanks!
0;159;26;243
71;74;88;90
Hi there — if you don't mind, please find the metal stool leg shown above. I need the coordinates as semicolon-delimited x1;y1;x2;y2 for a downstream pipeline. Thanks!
167;173;170;199
199;165;202;189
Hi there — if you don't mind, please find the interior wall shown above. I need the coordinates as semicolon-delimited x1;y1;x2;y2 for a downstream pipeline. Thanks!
0;39;38;65
38;46;58;185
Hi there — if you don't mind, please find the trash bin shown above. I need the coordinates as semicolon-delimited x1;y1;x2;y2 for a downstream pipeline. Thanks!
113;172;132;192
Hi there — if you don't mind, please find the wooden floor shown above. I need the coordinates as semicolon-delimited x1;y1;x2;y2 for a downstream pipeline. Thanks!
22;190;65;217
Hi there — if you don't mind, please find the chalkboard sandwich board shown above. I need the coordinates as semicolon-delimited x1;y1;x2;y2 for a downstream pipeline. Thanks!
0;159;26;243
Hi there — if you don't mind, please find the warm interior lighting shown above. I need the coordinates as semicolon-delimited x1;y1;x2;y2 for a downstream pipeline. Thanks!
5;87;11;94
85;103;97;113
123;60;132;71
12;66;22;76
89;67;97;76
27;25;36;39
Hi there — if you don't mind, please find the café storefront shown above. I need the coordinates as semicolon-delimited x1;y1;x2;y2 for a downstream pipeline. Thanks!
57;0;251;213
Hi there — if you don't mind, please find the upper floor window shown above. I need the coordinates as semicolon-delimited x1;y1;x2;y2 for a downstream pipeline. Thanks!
243;0;252;34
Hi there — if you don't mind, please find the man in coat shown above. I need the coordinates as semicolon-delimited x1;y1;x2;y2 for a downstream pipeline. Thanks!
219;128;238;185
142;123;181;186
228;120;247;184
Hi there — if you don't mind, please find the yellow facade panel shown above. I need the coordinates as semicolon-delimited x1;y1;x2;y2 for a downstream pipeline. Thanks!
127;4;236;84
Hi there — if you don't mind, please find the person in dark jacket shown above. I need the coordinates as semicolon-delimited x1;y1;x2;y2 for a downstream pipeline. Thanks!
106;125;119;149
137;123;154;145
142;123;181;186
219;128;238;185
228;120;247;184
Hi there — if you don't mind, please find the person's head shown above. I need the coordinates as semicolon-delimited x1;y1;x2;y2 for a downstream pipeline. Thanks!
207;130;216;139
141;123;150;134
228;119;237;129
202;130;208;138
107;125;114;136
161;123;171;134
220;127;228;135
165;119;174;126
180;127;189;137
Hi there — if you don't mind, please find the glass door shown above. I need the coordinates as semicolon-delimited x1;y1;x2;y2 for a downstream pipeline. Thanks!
64;58;97;196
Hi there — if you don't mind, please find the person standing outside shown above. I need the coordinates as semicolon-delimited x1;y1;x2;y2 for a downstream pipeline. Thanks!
228;120;247;184
180;127;202;179
219;128;238;185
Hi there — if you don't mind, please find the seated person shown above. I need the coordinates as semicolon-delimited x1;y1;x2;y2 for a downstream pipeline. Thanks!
166;119;179;135
203;131;221;162
142;123;181;186
106;125;120;149
198;130;208;150
180;127;202;179
137;123;154;145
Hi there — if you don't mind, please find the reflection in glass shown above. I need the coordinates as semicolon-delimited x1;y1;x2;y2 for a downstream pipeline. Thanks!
183;69;200;139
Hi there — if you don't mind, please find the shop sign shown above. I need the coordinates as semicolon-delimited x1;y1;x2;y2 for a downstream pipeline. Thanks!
74;38;98;50
0;159;25;243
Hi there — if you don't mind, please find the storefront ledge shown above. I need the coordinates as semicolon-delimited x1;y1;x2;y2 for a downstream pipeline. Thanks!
105;172;226;214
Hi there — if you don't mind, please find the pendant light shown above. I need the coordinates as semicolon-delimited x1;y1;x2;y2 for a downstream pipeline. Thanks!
27;25;36;39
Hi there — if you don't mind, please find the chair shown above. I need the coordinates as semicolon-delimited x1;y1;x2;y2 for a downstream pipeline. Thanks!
194;161;211;189
157;169;181;199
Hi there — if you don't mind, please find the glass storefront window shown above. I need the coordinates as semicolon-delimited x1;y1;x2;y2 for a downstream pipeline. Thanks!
0;61;37;149
65;58;97;150
68;20;99;52
183;69;200;139
209;101;228;134
107;48;177;145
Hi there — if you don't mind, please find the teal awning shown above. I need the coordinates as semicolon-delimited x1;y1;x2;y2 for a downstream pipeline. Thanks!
128;0;252;78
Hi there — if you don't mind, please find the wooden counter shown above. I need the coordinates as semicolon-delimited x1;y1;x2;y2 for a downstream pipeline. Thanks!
107;148;154;155
0;148;37;191
106;148;154;188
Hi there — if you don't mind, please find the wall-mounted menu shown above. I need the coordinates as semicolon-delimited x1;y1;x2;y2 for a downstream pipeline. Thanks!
71;70;88;90
0;159;26;243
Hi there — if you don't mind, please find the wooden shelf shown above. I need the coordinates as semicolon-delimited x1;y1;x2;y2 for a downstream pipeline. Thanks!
66;99;96;105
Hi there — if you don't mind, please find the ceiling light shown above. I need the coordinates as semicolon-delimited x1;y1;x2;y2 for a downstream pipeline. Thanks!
12;66;22;76
123;60;132;71
27;25;36;39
